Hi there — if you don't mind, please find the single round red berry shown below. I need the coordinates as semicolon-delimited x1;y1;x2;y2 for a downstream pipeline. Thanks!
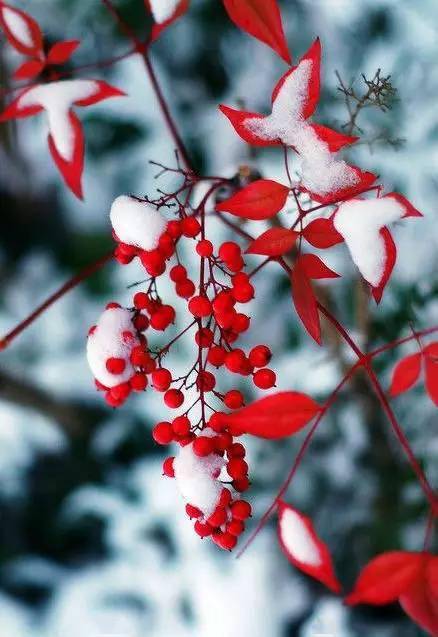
194;520;213;538
218;488;232;507
215;431;233;452
195;327;214;348
230;500;252;520
181;216;201;238
192;436;214;457
207;506;227;528
212;291;235;314
167;220;182;239
152;368;172;391
170;264;187;282
175;279;196;299
196;239;213;257
226;519;245;536
224;349;246;374
106;357;126;375
196;370;216;392
152;421;174;445
227;256;245;273
219;241;241;263
253;368;276;389
172;415;191;437
130;372;148;391
164;388;184;408
232;283;254;303
188;295;212;318
150;305;175;330
110;382;131;402
207;346;226;367
249;345;272;368
213;531;237;551
232;477;250;492
133;292;150;310
208;412;226;432
133;313;149;331
227;458;248;479
162;456;175;477
228;442;246;458
224;389;244;409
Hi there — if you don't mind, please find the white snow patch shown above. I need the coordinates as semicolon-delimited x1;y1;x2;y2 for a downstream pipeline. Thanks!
149;0;180;24
86;306;139;388
19;80;98;161
334;197;405;286
279;508;321;566
2;6;33;48
173;429;225;517
244;60;358;197
110;195;168;251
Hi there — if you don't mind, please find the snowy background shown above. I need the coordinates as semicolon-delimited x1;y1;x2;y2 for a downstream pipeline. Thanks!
0;0;437;635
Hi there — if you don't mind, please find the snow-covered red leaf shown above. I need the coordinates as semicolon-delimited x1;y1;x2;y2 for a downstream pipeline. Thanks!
300;168;377;206
389;353;422;398
222;0;291;64
296;253;339;279
385;192;423;218
371;227;396;304
47;40;81;65
291;263;321;344
145;0;189;41
277;501;341;593
216;179;289;220
345;551;424;606
302;218;344;249
309;123;358;152
13;59;44;81
0;2;43;57
399;554;438;636
424;343;438;407
246;227;298;256
225;391;321;439
0;79;125;199
219;105;274;146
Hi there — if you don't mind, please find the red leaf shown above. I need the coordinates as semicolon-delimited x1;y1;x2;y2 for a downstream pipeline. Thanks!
371;227;396;304
219;104;276;147
246;227;298;256
48;110;85;200
222;0;291;64
399;555;438;636
13;59;44;81
425;345;438;407
145;0;190;41
309;123;358;152
296;254;339;279
225;391;321;439
301;167;377;206
0;3;43;57
389;353;422;397
385;192;423;218
345;551;424;606
278;502;342;593
216;179;289;220
74;80;126;107
47;40;81;65
291;264;321;344
302;218;344;249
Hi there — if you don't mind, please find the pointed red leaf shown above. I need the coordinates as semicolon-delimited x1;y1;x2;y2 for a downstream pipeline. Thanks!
291;263;321;344
13;59;44;81
424;345;438;407
389;353;422;397
246;227;298;256
222;0;291;64
302;218;344;249
278;502;342;593
296;254;339;279
225;391;321;439
301;168;377;206
47;40;81;65
371;227;396;303
0;3;43;57
346;551;424;606
399;555;438;636
145;0;190;41
385;192;423;218
219;104;276;146
74;80;126;107
309;123;358;152
216;179;289;220
0;90;42;121
48;110;84;199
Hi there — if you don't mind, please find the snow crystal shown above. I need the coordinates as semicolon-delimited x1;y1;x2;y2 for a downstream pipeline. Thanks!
279;508;321;566
19;80;98;161
149;0;179;24
244;59;358;197
110;195;168;252
86;306;139;388
334;197;404;286
2;6;33;48
173;429;226;517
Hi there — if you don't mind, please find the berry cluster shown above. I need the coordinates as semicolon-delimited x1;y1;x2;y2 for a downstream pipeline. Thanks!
87;192;277;549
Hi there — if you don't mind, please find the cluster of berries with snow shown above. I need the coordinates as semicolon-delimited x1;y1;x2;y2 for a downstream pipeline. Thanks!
1;1;436;633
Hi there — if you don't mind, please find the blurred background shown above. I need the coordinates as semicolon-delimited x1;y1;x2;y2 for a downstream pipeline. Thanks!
0;0;437;635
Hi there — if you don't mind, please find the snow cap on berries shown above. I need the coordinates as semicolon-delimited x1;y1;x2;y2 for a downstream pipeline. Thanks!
87;306;139;388
173;428;226;517
110;195;168;252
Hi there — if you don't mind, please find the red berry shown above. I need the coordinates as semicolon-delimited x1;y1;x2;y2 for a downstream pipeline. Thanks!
175;279;196;299
207;346;226;367
170;264;187;282
105;392;123;408
212;531;237;551
226;519;245;536
152;368;172;391
249;345;272;368
196;239;213;257
152;421;173;445
207;506;227;528
181;216;201;238
227;458;248;479
158;232;174;258
232;313;250;333
232;273;250;286
218;488;232;507
227;256;245;273
172;415;191;437
150;305;175;330
215;310;236;330
224;349;246;374
106;302;122;309
228;442;246;458
164;388;184;408
110;382;131;402
195;327;214;348
208;412;226;432
133;292;150;310
212;291;235;314
232;477;250;492
230;500;252;520
219;241;240;263
162;456;175;477
215;431;233;452
194;520;213;538
253;368;276;389
141;250;166;276
130;372;148;391
167;220;182;239
192;436;214;457
186;503;202;519
196;370;216;392
133;313;149;331
232;283;254;303
188;295;212;318
224;389;244;409
106;357;126;375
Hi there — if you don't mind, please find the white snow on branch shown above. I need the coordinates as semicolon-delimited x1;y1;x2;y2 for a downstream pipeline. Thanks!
110;195;168;252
